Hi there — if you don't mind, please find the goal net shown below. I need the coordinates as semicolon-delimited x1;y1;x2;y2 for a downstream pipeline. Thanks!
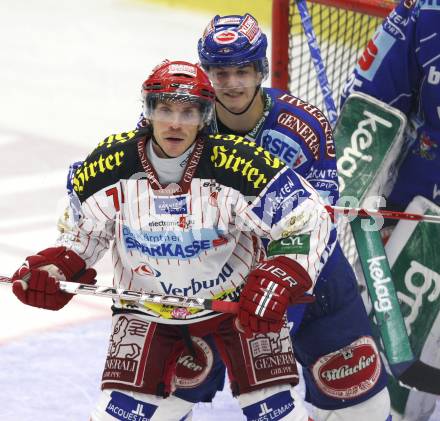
271;0;396;115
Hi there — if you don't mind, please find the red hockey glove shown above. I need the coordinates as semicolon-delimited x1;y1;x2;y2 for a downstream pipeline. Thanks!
12;246;96;311
237;256;314;336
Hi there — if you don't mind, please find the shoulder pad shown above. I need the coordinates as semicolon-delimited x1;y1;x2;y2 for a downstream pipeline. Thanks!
73;129;144;201
202;134;285;196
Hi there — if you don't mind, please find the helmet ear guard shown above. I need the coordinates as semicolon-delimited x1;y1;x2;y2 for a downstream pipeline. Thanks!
197;13;269;81
141;60;216;128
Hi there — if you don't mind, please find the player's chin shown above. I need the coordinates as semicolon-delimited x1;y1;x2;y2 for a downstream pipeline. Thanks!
221;94;249;112
225;101;249;114
163;139;188;157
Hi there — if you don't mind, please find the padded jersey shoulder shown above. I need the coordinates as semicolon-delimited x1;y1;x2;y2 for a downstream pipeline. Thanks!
73;129;146;202
196;133;286;197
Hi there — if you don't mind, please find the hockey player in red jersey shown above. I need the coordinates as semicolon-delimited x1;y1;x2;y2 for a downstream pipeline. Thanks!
11;60;335;420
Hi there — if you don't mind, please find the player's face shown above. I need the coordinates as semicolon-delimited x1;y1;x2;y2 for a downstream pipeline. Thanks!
151;101;202;158
208;64;262;113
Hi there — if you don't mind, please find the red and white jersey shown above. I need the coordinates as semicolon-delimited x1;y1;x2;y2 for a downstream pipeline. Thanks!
58;131;335;324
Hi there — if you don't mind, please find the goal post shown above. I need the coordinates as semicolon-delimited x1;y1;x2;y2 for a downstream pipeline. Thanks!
271;0;396;112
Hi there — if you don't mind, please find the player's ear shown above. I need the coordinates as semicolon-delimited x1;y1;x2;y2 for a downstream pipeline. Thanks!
255;69;264;85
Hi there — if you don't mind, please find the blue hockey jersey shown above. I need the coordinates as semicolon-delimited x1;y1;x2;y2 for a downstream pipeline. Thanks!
216;87;340;207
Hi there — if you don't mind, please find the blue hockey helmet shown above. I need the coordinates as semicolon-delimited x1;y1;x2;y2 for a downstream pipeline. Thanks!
197;14;269;80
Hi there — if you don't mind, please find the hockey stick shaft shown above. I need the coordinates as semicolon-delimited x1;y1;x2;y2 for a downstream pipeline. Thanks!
296;0;338;126
351;218;440;394
326;205;440;224
0;276;239;314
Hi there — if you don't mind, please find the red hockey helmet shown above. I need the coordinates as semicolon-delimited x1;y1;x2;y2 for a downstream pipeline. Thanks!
142;60;216;127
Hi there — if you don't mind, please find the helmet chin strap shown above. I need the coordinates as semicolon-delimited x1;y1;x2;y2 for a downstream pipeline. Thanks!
215;86;261;116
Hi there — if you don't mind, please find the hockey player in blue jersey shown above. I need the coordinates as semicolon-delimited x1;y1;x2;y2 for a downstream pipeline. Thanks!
341;1;440;420
192;13;391;421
